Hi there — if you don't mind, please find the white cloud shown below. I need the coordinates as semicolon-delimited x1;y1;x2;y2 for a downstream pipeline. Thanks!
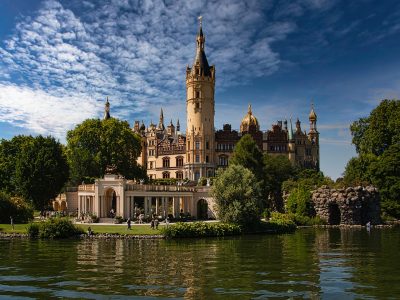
0;83;101;139
0;0;336;138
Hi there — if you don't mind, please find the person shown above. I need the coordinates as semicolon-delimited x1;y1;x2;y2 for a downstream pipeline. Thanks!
150;218;155;229
127;218;131;230
155;218;159;230
10;216;14;230
139;214;143;224
87;227;93;236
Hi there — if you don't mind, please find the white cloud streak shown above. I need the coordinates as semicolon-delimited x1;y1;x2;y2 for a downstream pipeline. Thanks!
0;0;336;139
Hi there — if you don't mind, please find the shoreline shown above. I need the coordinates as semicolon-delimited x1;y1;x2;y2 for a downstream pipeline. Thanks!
1;223;398;240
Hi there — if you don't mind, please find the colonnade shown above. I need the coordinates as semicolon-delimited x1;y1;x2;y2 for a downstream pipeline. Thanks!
78;195;94;215
126;195;195;219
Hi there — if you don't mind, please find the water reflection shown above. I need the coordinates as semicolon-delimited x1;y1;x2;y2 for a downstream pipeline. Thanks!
0;228;399;299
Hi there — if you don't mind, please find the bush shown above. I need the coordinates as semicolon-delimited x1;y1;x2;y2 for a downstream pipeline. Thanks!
161;222;242;238
27;218;83;239
27;223;40;238
114;216;124;224
286;185;313;216
0;191;33;223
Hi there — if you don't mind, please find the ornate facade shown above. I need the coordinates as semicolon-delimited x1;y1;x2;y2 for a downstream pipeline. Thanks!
133;21;320;181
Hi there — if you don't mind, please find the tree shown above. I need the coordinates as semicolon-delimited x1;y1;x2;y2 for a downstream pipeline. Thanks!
66;118;145;184
229;134;264;182
0;191;33;223
351;100;400;156
212;164;262;228
370;144;400;218
347;100;400;218
0;135;34;193
14;136;69;210
263;154;294;211
343;153;377;185
286;185;312;216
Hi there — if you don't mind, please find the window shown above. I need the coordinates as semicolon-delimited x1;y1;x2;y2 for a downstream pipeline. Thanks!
218;155;228;166
195;91;200;98
149;162;153;169
195;154;200;163
176;156;184;167
176;171;183;179
206;155;209;163
206;141;209;150
162;172;170;179
162;157;170;168
195;141;200;150
195;102;200;109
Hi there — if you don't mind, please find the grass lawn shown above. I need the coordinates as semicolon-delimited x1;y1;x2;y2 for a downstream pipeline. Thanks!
0;223;164;235
77;224;164;235
0;224;29;234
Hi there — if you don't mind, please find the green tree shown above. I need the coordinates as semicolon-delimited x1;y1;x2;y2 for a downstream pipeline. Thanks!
66;118;145;184
0;191;34;223
14;136;69;210
343;153;377;185
286;184;312;216
347;100;400;218
212;164;262;228
263;154;294;211
229;134;264;182
0;135;34;193
282;168;332;193
350;99;400;156
370;144;400;218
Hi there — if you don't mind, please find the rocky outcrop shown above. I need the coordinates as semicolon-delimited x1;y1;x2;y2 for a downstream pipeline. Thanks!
312;186;381;225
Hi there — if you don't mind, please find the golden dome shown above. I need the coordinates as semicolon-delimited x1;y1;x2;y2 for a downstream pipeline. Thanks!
240;104;260;133
309;103;317;121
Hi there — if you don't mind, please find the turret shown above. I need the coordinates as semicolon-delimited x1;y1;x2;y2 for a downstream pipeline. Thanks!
103;97;111;120
158;108;165;131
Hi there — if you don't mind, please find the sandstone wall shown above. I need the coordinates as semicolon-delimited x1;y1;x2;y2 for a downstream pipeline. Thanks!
312;186;381;225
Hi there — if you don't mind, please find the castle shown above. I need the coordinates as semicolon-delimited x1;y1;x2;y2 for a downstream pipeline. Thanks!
130;21;319;181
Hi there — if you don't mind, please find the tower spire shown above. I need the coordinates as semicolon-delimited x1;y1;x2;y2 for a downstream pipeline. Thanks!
158;108;165;130
103;97;110;120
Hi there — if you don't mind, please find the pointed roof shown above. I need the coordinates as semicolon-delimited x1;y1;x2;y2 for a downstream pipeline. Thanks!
288;118;293;140
103;97;111;120
191;17;211;77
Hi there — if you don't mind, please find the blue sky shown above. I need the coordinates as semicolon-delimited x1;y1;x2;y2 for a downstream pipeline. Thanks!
0;0;399;180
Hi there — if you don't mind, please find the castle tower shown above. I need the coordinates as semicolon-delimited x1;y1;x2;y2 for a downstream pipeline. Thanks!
308;102;320;169
158;108;165;131
104;97;111;120
185;16;216;180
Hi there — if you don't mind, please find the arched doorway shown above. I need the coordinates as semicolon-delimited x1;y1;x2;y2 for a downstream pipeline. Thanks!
328;203;341;225
53;201;60;211
197;199;208;220
60;201;67;211
105;188;117;218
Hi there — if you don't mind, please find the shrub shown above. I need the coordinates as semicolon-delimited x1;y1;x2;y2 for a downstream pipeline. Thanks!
27;218;83;239
114;216;124;224
161;222;242;238
27;223;40;238
286;185;313;216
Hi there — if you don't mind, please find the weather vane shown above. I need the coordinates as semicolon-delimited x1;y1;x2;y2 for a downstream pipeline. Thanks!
198;15;202;27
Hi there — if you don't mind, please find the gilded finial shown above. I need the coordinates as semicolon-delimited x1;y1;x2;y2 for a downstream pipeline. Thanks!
248;103;252;114
198;15;203;27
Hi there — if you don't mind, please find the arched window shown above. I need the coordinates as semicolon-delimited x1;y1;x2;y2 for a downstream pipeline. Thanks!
176;156;184;167
176;171;183;179
162;157;170;168
163;172;170;179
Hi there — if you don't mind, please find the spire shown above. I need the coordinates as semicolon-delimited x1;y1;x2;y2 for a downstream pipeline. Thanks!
309;101;317;132
158;108;165;130
103;97;110;120
288;118;293;140
191;16;211;77
248;103;252;115
176;119;180;132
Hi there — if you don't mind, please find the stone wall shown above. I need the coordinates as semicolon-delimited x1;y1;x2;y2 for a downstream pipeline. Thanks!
312;186;381;225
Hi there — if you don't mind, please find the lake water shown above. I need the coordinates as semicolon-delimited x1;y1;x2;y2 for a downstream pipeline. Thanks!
1;228;399;299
